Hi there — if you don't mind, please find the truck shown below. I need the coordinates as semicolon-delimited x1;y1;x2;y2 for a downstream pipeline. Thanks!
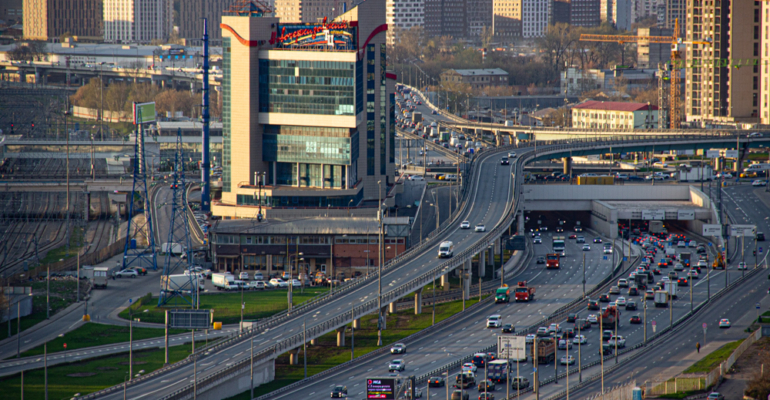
412;112;422;123
495;285;511;303
649;221;666;234
440;131;450;143
677;166;714;182
438;241;454;258
162;242;184;255
93;266;112;289
601;305;620;327
546;253;560;269
514;281;536;302
713;252;725;269
552;236;566;256
536;339;555;364
430;127;438;137
663;279;678;299
160;274;199;294
455;372;476;388
654;290;668;307
679;252;692;268
449;137;460;147
212;273;235;290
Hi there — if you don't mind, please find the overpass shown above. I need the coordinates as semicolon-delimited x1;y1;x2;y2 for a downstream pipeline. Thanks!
77;131;756;400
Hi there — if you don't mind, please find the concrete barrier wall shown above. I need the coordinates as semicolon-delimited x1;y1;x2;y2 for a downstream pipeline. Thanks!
591;200;618;239
523;185;691;203
196;357;275;400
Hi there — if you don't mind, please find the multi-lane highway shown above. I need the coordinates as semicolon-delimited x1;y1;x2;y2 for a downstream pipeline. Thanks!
96;133;520;399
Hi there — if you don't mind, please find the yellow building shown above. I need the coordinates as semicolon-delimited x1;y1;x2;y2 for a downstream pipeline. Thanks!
571;100;659;130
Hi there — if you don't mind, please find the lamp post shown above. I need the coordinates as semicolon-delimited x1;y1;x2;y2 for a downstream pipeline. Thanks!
377;180;383;346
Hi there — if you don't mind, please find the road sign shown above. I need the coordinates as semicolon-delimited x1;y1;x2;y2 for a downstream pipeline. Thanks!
760;247;764;254
366;377;396;400
603;256;608;260
497;336;526;360
702;225;722;236
168;309;212;329
730;225;756;237
706;150;720;158
642;210;666;220
724;150;739;158
652;321;657;333
623;257;628;262
757;303;761;309
702;323;707;329
708;242;713;247
677;210;695;221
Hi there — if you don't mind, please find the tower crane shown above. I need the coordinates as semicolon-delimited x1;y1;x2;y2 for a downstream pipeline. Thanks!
579;19;711;129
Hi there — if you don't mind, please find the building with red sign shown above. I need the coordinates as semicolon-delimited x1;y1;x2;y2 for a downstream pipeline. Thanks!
216;0;395;220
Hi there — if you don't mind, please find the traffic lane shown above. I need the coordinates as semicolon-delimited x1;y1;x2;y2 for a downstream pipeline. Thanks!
561;267;770;400
275;237;613;400
102;147;520;399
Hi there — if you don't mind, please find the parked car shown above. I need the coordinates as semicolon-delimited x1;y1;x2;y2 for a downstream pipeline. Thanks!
116;269;138;278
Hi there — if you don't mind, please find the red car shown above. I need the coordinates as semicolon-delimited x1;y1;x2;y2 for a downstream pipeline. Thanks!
630;315;642;324
569;234;578;239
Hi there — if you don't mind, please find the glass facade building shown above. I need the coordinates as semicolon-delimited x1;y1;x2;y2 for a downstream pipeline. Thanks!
222;37;232;192
258;60;356;115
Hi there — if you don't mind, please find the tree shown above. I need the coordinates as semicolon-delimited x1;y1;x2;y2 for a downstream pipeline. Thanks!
69;78;103;110
480;26;494;51
104;82;131;113
537;23;579;72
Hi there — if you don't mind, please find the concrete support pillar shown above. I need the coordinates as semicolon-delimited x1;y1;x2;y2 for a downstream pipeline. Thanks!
517;212;525;235
388;302;397;314
310;338;317;345
563;157;572;176
479;250;486;278
441;273;450;291
463;260;471;300
353;318;361;329
494;238;501;255
414;288;422;314
734;155;742;173
290;351;299;365
380;307;387;330
336;326;346;347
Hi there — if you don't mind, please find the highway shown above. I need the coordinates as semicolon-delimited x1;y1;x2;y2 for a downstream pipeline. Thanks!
271;233;617;400
96;132;520;399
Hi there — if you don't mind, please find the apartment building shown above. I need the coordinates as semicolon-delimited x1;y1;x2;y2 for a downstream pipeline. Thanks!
386;0;424;44
637;27;672;69
467;0;493;38
23;0;103;40
441;68;509;89
522;0;551;38
103;0;173;43
492;0;522;42
571;100;659;130
1;0;23;26
273;0;354;23
553;0;600;27
663;0;685;34
685;0;760;125
178;0;230;41
216;0;395;218
424;0;467;38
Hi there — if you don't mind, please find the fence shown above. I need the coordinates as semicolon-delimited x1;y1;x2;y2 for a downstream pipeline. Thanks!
582;381;637;400
15;238;127;282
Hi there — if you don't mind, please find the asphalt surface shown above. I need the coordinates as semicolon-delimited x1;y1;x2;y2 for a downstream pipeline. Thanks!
96;133;519;400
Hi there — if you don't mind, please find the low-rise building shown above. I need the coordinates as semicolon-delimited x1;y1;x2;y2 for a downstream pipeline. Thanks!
571;100;659;130
560;67;656;96
440;68;509;89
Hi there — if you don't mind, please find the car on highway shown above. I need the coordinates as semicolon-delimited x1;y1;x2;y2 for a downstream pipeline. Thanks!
567;313;579;323
706;393;725;400
461;362;477;373
677;241;686;248
477;379;496;391
428;376;446;387
588;299;600;310
472;353;492;368
431;110;437;115
609;286;621;294
628;287;639;296
331;385;348;398
533;237;542;244
600;293;611;302
625;301;637;311
501;324;514;333
557;339;573;350
501;157;510;165
451;391;470;400
738;262;748;270
593;237;603;243
646;289;655;299
574;225;583;232
688;270;699;279
548;323;561;333
116;269;138;278
752;180;767;187
615;297;627;306
674;262;684;271
525;333;536;343
602;330;614;340
617;279;629;288
658;259;669;267
389;359;406;372
608;336;626;348
475;224;486;232
536;256;546;264
652;268;662;275
576;236;586;243
569;234;577;239
390;343;407;354
508;152;517;158
719;319;731;328
460;221;471;229
587;314;599;324
560;355;576;365
630;315;642;324
478;393;494;400
668;271;678;280
555;226;564;233
487;314;502;328
677;277;689;286
573;335;587;345
716;172;733;178
582;244;591;251
536;327;549;337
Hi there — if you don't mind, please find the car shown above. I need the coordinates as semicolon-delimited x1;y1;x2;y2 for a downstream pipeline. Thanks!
461;362;477;373
389;359;406;372
239;272;250;280
287;279;302;287
475;224;486;232
677;277;689;286
652;268;662;275
501;157;510;165
536;256;546;264
487;314;502;328
508;152;517;158
617;279;629;288
608;336;626;348
582;244;591;251
116;269;138;278
609;286;621;295
536;327;549;337
501;324;514;333
525;333;536;343
628;287;639;296
451;391;470;400
431;110;438;115
587;314;599;324
602;330;614;340
593;237;603;243
757;232;765;241
645;289;655;299
533;237;542;244
269;278;288;288
390;343;407;354
749;132;764;137
706;392;725;400
588;299;600;310
249;280;266;290
717;172;733;178
573;335;587;345
719;319;731;328
576;236;586;243
132;267;148;276
625;301;637;310
615;297;627;306
428;376;446;387
599;294;611;302
688;270;699;279
331;385;348;398
574;226;583;232
548;323;561;333
569;234;577;239
460;221;471;229
408;175;425;181
477;379;496;391
558;339;573;350
668;271;678;280
555;226;564;233
539;225;548;232
658;259;669;267
673;262;683;271
677;241;686;248
472;353;491;368
738;262;748;270
630;315;642;324
560;355;576;365
567;313;579;323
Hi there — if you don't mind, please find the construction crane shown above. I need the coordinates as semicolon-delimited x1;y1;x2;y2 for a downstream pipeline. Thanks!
579;19;711;129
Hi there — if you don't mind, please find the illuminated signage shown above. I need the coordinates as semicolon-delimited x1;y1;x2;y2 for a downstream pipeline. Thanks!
270;18;356;50
366;377;396;400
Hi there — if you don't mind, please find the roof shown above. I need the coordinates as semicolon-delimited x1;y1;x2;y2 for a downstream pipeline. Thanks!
444;68;509;77
0;42;223;58
212;217;382;235
572;100;658;112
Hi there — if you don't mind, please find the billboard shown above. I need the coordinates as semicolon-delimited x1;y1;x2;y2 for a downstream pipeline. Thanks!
168;309;211;329
723;150;739;158
497;335;526;360
133;102;156;124
366;378;396;400
642;210;666;220
702;224;722;236
677;210;695;220
730;224;756;237
270;20;357;51
706;150;720;158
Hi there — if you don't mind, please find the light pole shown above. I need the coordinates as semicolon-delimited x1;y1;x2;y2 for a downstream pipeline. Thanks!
377;180;383;346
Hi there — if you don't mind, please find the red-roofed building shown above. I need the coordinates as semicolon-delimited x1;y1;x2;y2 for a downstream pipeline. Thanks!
571;100;659;130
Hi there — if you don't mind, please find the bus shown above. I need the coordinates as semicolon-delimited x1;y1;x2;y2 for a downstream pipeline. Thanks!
552;236;565;256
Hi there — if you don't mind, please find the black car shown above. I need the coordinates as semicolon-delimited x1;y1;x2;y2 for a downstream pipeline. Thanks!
536;256;546;264
593;237;603;243
562;328;576;338
429;377;446;387
575;318;591;330
478;379;496;391
501;157;510;165
501;324;514;333
757;232;765;241
587;300;600;310
628;287;639;296
625;301;637;311
331;385;348;398
599;294;611;303
555;226;564;233
567;313;578;323
602;330;613;340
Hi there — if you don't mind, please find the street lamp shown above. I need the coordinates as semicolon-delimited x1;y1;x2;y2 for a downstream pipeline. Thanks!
377;180;384;346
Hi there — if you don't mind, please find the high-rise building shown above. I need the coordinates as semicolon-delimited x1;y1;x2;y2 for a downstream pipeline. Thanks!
104;0;173;43
607;0;633;31
386;0;425;43
23;0;103;40
178;0;230;41
685;0;760;125
216;0;395;218
521;0;551;38
1;0;23;26
467;0;492;38
637;27;672;69
273;0;354;23
552;0;600;27
663;0;685;34
492;0;522;42
424;0;466;38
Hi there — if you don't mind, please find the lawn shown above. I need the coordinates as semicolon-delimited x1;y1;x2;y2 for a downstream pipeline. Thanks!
0;345;194;400
683;339;744;374
226;294;490;399
0;280;87;341
39;226;85;265
119;287;330;325
18;323;188;358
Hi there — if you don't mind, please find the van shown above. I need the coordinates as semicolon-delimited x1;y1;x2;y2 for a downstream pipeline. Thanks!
438;241;454;258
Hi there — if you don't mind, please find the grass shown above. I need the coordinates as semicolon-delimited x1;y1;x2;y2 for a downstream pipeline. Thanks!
0;280;86;341
226;294;490;399
18;323;188;358
118;287;330;325
39;226;85;265
658;389;707;399
0;344;195;400
683;339;744;374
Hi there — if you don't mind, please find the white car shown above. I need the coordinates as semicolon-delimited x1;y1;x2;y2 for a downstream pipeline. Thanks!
719;319;731;328
573;335;587;345
239;272;250;280
608;336;626;348
548;323;561;333
409;175;425;181
533;237;542;244
587;314;598;324
461;362;477;373
697;260;708;268
249;281;266;290
716;172;733;179
460;221;471;229
287;279;302;287
752;180;767;187
116;269;138;278
615;297;627;306
475;224;486;232
688;270;699;279
508;152;517;158
677;241;686;248
269;278;288;288
737;262;748;270
582;244;591;251
388;359;406;372
525;334;536;343
487;314;502;328
617;279;628;288
560;355;576;365
557;339;573;350
390;343;407;354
